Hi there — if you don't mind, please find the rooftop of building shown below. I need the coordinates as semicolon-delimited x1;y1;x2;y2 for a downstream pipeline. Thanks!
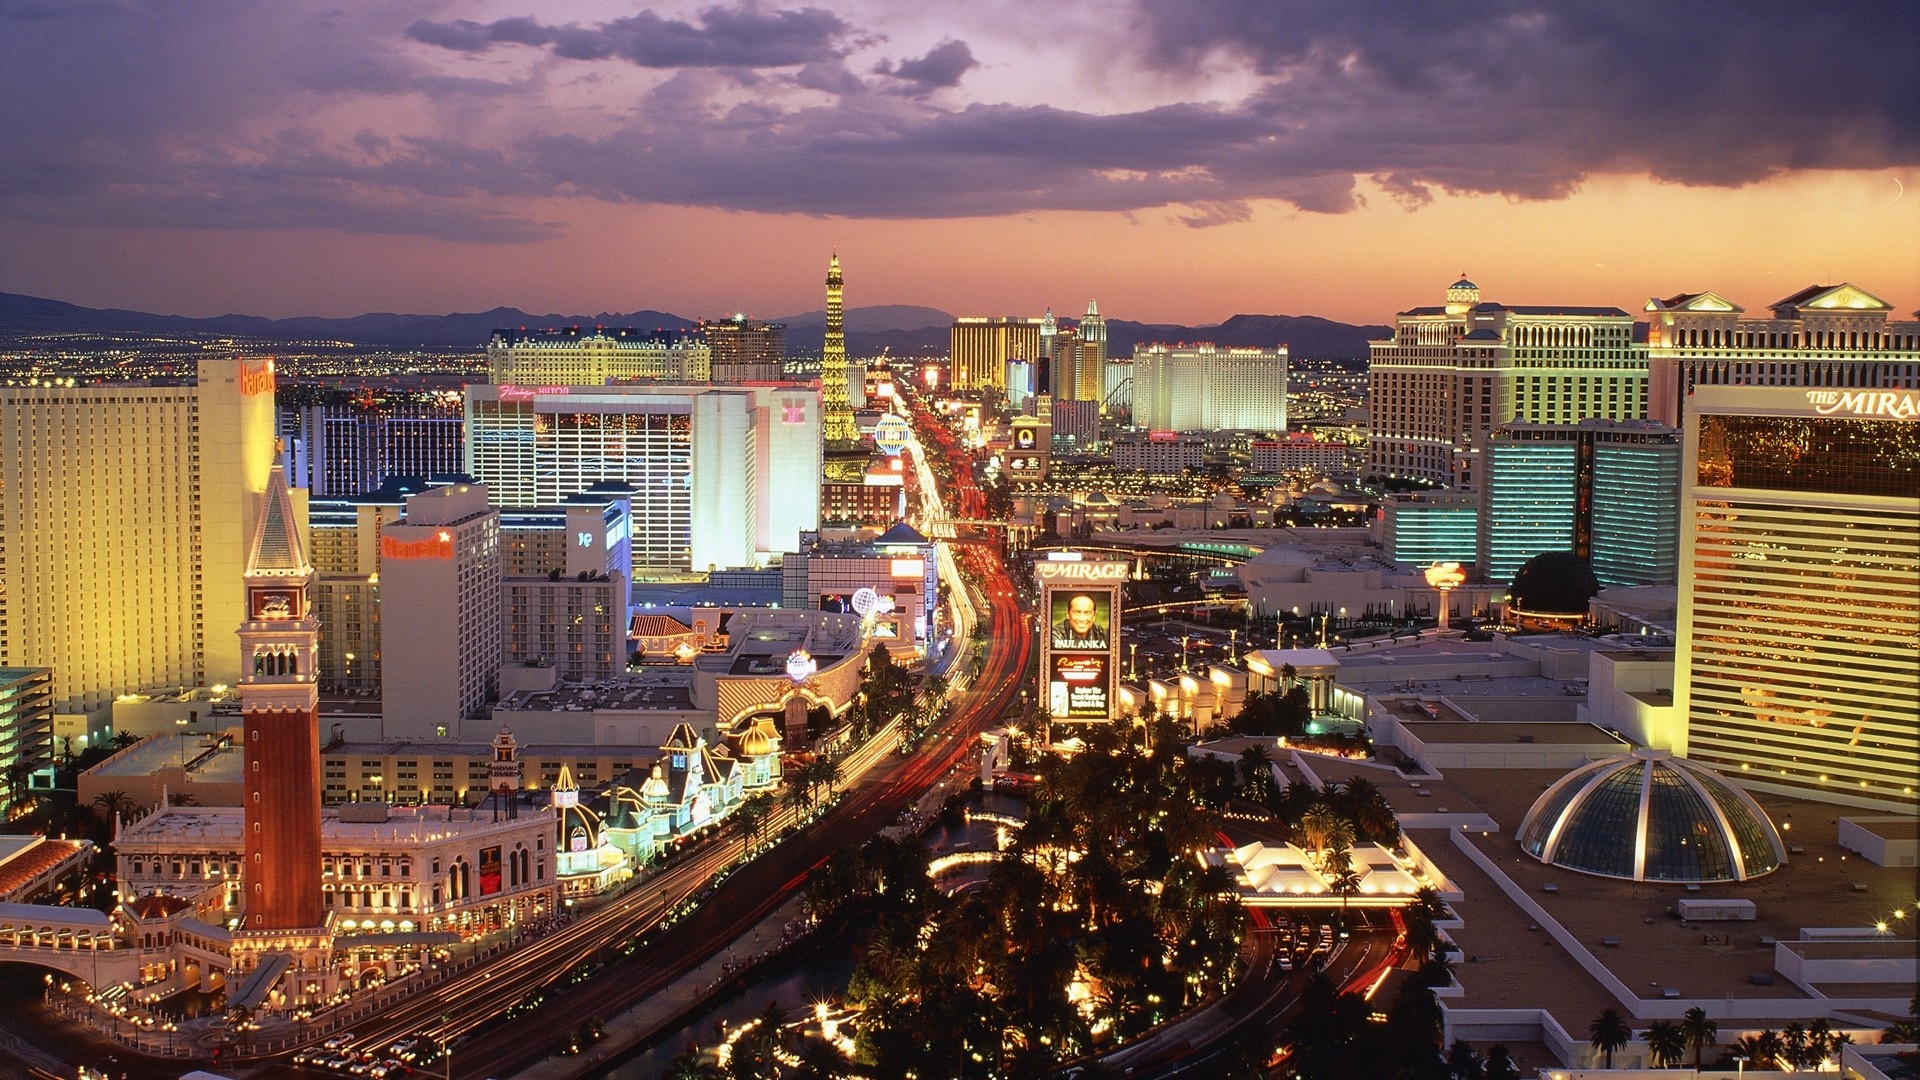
630;577;783;609
322;737;696;759
710;615;859;676
116;803;551;844
1302;755;1917;1028
1491;417;1679;437
89;729;244;783
1845;817;1919;842
1396;720;1627;748
0;837;90;899
489;326;702;346
1332;641;1541;678
496;673;696;713
794;523;932;557
629;613;694;637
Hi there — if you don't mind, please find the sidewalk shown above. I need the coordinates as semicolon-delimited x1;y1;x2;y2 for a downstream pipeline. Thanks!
509;894;811;1080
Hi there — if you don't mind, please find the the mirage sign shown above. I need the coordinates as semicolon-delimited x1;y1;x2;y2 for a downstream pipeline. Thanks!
1804;390;1920;419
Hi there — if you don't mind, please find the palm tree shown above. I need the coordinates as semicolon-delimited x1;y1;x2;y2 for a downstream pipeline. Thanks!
1447;1038;1485;1080
663;1047;724;1079
1642;1020;1685;1067
1886;992;1920;1043
1328;864;1362;922
1236;744;1274;801
790;1033;854;1079
90;788;133;824
1782;1022;1810;1070
783;774;812;817
730;793;772;859
1483;1045;1521;1080
1805;1017;1835;1064
1681;1006;1718;1069
1588;1007;1630;1069
1299;803;1340;858
2;761;32;815
1735;1029;1784;1070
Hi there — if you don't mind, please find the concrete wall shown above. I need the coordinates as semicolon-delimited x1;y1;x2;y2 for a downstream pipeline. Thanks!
1837;817;1919;868
1579;649;1682;752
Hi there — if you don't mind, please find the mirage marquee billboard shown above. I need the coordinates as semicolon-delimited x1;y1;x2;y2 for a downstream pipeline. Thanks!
1034;554;1128;723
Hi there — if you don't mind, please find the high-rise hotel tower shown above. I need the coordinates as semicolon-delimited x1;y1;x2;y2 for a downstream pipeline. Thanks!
237;463;325;930
1367;278;1646;488
0;358;278;713
1675;385;1919;811
950;317;1045;393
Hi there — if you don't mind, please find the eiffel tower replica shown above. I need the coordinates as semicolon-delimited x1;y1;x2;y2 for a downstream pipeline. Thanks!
820;252;869;479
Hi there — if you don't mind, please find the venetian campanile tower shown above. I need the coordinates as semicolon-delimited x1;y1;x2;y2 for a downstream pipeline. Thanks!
237;463;325;930
820;253;858;445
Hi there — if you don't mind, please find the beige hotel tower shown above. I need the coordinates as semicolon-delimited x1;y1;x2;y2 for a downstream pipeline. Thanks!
0;358;280;714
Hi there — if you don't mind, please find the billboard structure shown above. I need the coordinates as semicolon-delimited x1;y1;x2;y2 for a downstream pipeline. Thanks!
1008;415;1050;478
1033;554;1128;723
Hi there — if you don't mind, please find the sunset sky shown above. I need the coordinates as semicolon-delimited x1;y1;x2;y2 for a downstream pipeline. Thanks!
2;1;1914;326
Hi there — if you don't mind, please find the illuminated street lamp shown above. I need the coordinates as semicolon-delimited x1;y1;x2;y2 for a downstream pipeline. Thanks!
1424;562;1467;634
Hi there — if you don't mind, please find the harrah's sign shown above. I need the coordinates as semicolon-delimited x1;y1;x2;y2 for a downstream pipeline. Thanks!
1032;559;1130;584
382;533;453;560
1804;390;1920;419
238;359;275;396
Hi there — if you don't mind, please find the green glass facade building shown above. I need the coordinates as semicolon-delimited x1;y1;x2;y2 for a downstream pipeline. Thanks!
1480;420;1680;588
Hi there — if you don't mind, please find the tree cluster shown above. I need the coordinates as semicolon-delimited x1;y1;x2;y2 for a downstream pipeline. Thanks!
1191;746;1401;853
821;721;1245;1077
1285;972;1456;1079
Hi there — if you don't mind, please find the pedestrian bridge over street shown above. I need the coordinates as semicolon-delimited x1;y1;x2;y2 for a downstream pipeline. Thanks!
0;899;231;992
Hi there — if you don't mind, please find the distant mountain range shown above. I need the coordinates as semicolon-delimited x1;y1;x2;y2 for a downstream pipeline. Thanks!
0;291;1390;359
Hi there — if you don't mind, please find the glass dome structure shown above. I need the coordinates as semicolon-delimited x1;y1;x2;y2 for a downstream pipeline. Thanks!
1517;749;1786;883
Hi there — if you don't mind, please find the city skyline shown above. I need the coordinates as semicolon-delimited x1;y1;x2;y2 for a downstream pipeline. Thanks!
1;2;1914;324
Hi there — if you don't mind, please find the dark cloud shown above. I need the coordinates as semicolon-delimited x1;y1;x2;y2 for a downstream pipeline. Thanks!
2;0;1914;244
1129;0;1920;198
407;4;858;68
875;40;976;94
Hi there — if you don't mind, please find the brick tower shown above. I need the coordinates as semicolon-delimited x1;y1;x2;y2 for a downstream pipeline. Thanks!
237;463;325;930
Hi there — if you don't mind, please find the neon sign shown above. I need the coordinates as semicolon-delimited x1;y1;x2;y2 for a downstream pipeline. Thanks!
239;359;275;396
498;385;572;401
1804;390;1920;419
1032;559;1129;584
382;533;453;560
785;650;817;682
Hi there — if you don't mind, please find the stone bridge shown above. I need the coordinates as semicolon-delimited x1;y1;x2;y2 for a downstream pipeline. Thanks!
0;901;230;993
0;903;141;988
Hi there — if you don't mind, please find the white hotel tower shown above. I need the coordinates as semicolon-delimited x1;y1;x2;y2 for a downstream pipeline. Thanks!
465;383;821;572
1132;343;1289;432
